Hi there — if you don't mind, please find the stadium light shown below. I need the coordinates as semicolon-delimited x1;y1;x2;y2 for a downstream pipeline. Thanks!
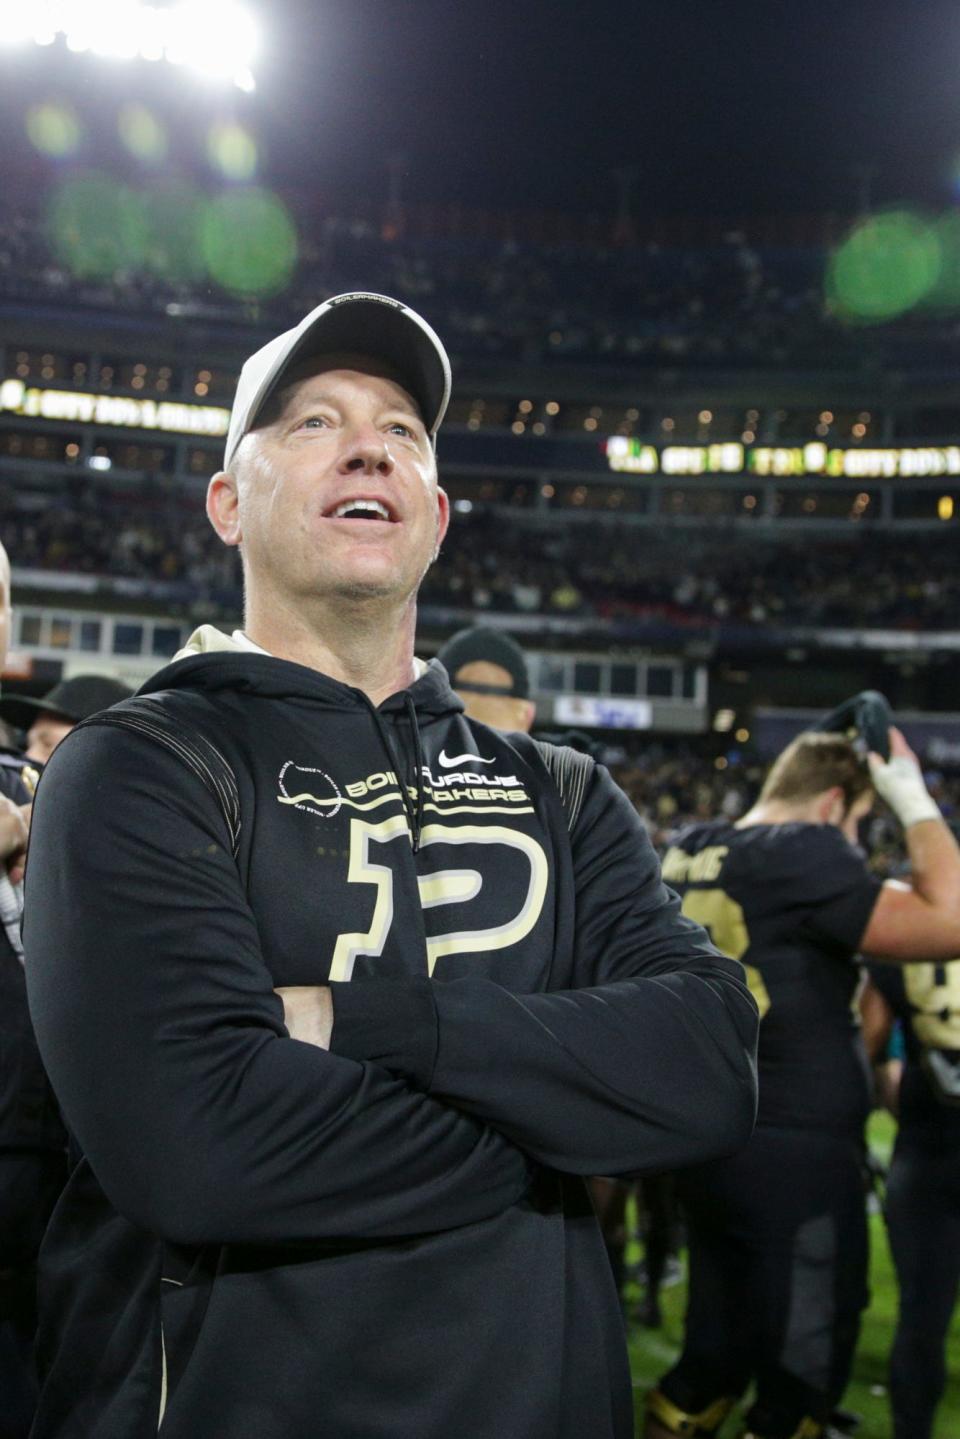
0;1;259;91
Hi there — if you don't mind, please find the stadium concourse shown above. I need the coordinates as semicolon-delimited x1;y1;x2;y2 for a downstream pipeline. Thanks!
5;197;960;1439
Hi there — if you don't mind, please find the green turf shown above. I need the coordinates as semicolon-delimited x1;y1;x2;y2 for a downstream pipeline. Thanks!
626;1113;960;1437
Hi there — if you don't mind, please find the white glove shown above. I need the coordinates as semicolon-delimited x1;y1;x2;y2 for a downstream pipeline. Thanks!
869;746;941;829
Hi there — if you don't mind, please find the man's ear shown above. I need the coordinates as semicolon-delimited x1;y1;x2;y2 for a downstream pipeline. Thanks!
207;471;242;547
818;786;845;826
433;486;451;555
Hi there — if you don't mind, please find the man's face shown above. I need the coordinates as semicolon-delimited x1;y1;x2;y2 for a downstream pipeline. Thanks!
25;712;74;765
452;659;535;734
210;361;449;609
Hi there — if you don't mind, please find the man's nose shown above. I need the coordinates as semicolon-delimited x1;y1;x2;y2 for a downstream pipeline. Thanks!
339;426;394;475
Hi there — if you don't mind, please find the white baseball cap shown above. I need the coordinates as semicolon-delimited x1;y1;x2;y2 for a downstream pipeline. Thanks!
223;291;452;469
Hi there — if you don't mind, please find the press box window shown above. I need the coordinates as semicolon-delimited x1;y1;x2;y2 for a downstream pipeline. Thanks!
50;617;73;649
610;664;638;696
19;615;42;647
536;657;568;693
113;623;144;656
79;620;102;652
152;625;183;658
646;665;676;698
574;661;602;694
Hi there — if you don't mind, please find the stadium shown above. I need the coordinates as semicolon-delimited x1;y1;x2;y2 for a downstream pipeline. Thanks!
0;4;958;1438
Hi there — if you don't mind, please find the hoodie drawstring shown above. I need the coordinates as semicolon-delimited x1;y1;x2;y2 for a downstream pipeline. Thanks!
359;692;426;853
403;693;426;850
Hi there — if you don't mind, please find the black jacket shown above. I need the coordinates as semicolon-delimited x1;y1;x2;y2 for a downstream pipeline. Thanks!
23;644;758;1439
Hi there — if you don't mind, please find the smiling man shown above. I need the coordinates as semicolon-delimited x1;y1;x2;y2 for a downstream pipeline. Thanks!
23;293;758;1439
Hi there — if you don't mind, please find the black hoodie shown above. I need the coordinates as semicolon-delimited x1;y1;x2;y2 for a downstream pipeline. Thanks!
23;642;758;1439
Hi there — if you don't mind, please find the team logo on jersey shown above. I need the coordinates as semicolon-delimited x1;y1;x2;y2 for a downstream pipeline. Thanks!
438;749;495;768
276;761;343;820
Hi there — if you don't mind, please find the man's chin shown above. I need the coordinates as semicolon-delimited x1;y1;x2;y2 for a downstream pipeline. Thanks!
330;575;415;605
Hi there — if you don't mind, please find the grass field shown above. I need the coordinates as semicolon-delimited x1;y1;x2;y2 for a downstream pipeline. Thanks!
625;1114;960;1438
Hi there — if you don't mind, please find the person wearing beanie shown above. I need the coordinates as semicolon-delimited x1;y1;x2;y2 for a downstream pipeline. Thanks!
436;625;535;733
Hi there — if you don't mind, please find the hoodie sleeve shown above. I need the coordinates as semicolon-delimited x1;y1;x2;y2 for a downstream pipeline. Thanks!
23;724;531;1248
330;764;759;1176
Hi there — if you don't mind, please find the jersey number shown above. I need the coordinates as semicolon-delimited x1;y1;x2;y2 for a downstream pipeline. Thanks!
328;816;549;980
904;960;960;1048
679;888;770;1019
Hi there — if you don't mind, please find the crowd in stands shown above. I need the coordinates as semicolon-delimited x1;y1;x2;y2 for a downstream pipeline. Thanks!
4;480;959;634
2;202;956;372
0;480;239;605
422;512;960;631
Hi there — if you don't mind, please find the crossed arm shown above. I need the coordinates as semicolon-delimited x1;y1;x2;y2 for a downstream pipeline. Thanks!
284;765;759;1176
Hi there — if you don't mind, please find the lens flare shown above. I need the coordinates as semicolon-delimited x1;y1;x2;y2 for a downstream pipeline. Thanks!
827;211;942;323
118;104;168;163
141;178;206;281
206;121;258;181
201;188;298;296
48;173;148;280
26;102;81;157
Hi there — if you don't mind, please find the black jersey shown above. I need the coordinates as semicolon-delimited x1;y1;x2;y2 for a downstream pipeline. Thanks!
661;820;882;1135
868;959;960;1143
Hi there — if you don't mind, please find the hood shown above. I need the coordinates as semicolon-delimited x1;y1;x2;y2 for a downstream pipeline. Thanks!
140;626;464;854
142;625;463;720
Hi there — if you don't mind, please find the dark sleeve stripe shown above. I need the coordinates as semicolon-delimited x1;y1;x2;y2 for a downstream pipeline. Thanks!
75;697;241;857
531;740;593;832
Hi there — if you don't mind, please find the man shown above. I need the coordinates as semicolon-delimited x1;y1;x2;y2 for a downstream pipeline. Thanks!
0;543;67;1439
436;624;535;733
861;952;960;1439
646;725;960;1439
0;675;134;765
24;292;758;1439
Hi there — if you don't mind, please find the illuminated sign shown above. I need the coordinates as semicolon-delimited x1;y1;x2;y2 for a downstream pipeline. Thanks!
748;444;960;478
554;695;653;730
606;437;744;476
604;436;960;480
0;379;229;439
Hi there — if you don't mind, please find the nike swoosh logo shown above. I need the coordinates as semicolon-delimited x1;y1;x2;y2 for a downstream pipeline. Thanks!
438;750;496;768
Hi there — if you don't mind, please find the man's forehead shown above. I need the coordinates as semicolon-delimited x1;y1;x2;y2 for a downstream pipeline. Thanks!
455;659;515;691
269;353;423;419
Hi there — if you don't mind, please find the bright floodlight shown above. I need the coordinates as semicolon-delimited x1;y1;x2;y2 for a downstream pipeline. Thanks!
0;0;259;90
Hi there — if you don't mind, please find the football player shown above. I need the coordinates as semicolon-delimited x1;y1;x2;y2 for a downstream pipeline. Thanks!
646;710;960;1439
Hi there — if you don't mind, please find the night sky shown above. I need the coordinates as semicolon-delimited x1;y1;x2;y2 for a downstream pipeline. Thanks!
257;0;960;216
5;0;960;220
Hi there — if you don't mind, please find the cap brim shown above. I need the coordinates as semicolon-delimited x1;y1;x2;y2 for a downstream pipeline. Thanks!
225;293;451;469
0;696;76;727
